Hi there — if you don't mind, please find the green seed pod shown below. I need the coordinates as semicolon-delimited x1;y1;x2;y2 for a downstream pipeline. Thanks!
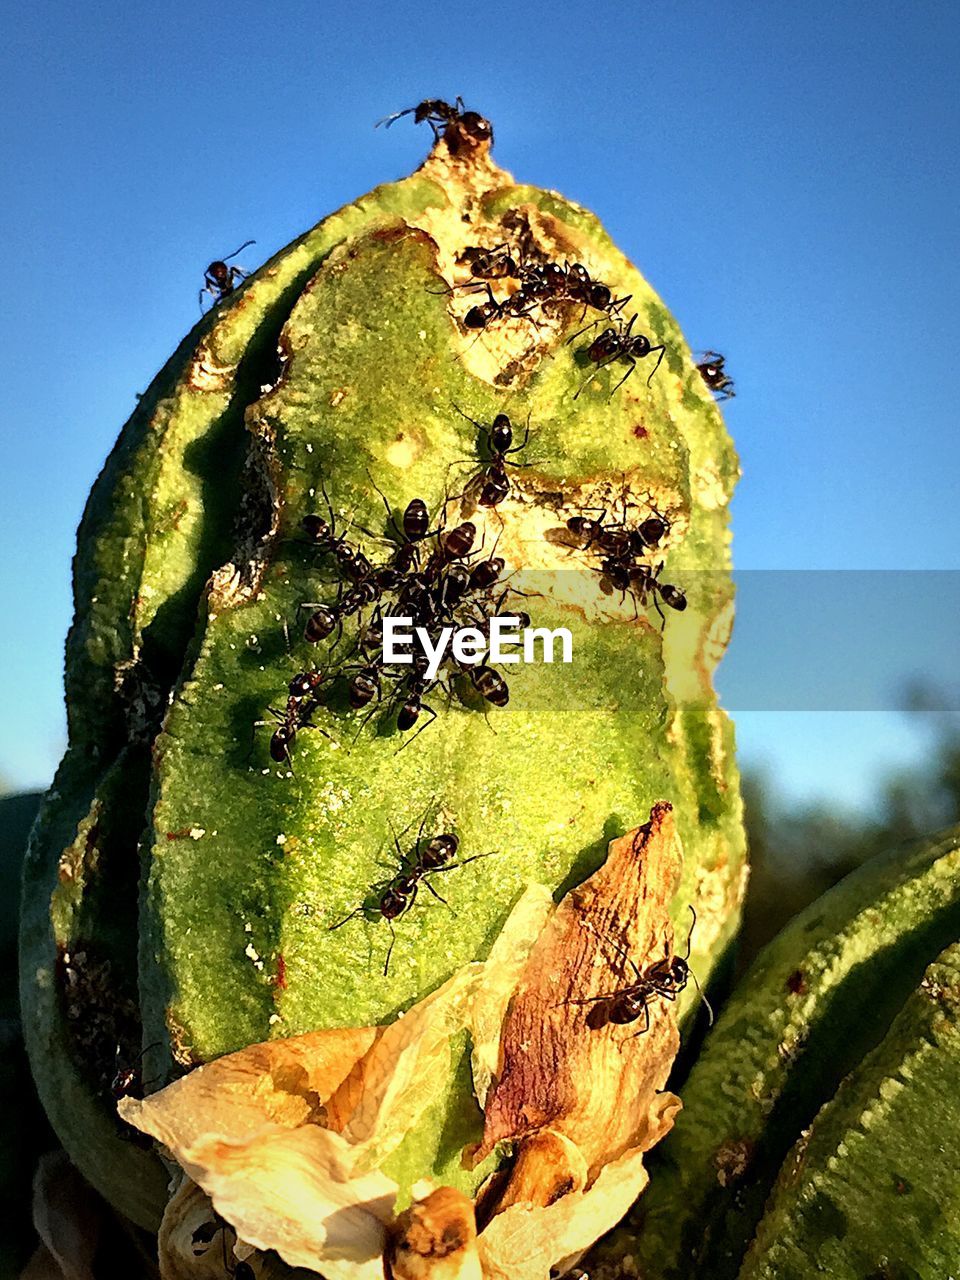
740;942;960;1279
20;122;743;1236
602;823;960;1279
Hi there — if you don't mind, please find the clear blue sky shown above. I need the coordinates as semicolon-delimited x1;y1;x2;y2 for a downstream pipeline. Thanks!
1;1;958;808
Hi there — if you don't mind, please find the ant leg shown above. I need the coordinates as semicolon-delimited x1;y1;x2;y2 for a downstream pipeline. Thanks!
423;879;453;911
579;918;644;983
623;1003;652;1044
451;403;485;433
565;314;606;346
653;592;666;630
607;356;638;399
394;702;438;754
412;803;433;865
645;344;667;386
507;423;533;460
382;921;397;976
329;905;363;931
428;853;493;875
560;990;623;1008
574;350;624;401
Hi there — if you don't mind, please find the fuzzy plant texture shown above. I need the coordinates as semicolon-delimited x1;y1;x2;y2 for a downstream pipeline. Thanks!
19;121;744;1234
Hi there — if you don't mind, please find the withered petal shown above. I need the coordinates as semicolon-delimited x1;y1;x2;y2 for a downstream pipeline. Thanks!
477;1094;681;1280
386;1187;482;1280
469;885;555;1110
477;804;683;1175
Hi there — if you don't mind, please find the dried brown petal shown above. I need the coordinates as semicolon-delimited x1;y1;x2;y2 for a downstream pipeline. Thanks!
469;885;556;1109
491;1130;587;1213
477;1093;681;1280
478;803;683;1174
386;1187;482;1280
119;969;480;1278
158;1175;236;1280
339;966;482;1170
121;1024;379;1152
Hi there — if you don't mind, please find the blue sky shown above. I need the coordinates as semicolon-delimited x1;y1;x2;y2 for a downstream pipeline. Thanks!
1;1;958;807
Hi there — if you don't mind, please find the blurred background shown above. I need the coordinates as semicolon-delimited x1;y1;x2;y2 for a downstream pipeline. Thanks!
1;0;959;942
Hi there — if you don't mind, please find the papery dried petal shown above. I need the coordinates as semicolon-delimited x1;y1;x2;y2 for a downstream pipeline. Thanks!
386;1187;482;1280
469;885;555;1109
119;969;481;1278
478;803;682;1174
477;1094;681;1280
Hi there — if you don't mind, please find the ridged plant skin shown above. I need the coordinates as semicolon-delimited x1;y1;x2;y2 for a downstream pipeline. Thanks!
592;824;960;1280
740;943;960;1279
20;136;744;1228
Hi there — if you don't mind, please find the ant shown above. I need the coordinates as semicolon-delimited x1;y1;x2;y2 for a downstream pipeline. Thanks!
452;408;532;508
199;241;256;312
625;561;686;627
459;243;520;281
110;1042;161;1100
569;908;710;1038
263;669;329;762
526;260;630;320
566;502;670;558
365;473;437;573
377;98;493;145
302;484;372;584
574;315;667;399
468;664;509;707
394;666;440;744
462;283;541;332
330;809;488;973
697;351;736;401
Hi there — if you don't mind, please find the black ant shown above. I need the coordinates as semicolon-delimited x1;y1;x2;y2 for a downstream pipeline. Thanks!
199;240;256;311
625;561;687;626
697;351;736;401
376;98;493;145
365;473;437;573
110;1042;161;1100
459;243;519;281
468;664;509;707
575;315;667;399
330;809;487;973
527;260;630;320
569;908;710;1038
347;660;384;710
438;520;478;563
264;669;329;762
567;502;670;558
302;484;372;584
453;408;533;508
394;668;440;744
462;283;541;331
469;555;506;592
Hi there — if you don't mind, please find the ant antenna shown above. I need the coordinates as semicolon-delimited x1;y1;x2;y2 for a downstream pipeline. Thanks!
579;917;644;984
221;240;256;263
689;967;714;1026
682;905;697;961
